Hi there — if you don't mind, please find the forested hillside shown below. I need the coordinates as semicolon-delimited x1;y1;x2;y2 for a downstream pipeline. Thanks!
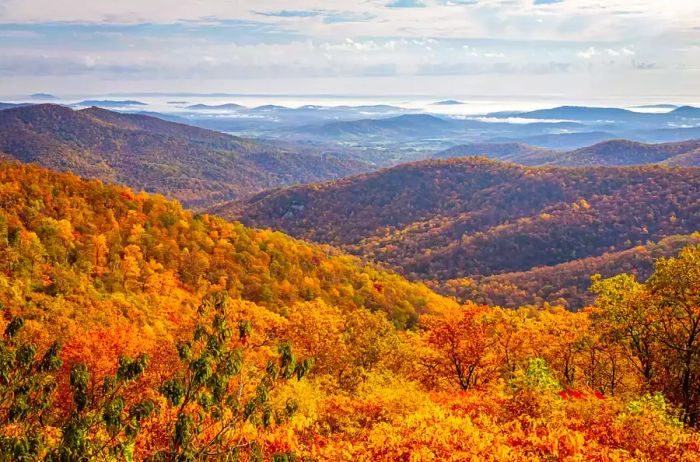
437;233;700;308
0;160;444;334
0;104;370;207
431;142;557;164
546;139;700;167
3;161;700;460
225;158;700;307
433;139;700;166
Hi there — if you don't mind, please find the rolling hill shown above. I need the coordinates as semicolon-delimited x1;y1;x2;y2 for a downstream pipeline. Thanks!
545;139;700;166
2;147;698;462
220;157;700;307
303;114;458;138
431;142;558;164
0;159;452;337
434;139;700;166
437;233;700;309
0;104;371;207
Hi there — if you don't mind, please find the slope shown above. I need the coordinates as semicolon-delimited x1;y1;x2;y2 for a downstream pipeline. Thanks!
0;104;371;207
437;233;700;309
223;158;700;290
431;142;558;164
0;160;453;339
546;139;700;166
434;139;700;166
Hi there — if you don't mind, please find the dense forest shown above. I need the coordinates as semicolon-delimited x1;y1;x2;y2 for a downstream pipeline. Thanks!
225;157;700;308
435;233;700;309
0;105;370;208
3;161;700;460
0;160;445;333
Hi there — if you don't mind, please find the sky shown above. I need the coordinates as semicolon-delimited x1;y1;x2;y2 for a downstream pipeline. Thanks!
0;0;699;100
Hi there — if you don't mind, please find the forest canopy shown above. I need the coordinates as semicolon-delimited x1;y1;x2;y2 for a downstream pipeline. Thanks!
2;160;700;460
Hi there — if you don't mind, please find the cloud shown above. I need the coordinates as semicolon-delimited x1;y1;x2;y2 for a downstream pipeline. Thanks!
0;0;698;97
323;12;375;23
577;46;635;59
0;29;39;37
254;10;322;18
386;0;426;8
577;47;598;59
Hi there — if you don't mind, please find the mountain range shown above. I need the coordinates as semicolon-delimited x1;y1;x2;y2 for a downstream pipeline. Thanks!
487;105;700;122
0;104;372;207
219;157;700;308
3;101;700;309
434;139;700;166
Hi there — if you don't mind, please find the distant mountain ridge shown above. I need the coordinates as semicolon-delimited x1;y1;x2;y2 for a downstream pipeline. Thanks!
186;103;244;110
74;100;147;107
434;139;700;166
488;105;700;122
303;114;456;138
0;102;30;111
0;104;371;207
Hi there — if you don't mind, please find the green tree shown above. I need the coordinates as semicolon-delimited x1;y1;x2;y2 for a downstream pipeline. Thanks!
0;317;62;461
151;293;312;461
0;316;155;461
646;247;700;425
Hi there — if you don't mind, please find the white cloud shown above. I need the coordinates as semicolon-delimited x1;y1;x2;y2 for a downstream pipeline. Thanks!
578;46;636;60
577;47;598;59
0;0;698;97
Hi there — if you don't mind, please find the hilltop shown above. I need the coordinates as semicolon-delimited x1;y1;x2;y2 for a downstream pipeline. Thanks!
434;139;700;166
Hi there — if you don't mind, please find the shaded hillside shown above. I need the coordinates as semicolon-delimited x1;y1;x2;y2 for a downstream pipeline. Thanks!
436;233;700;309
547;139;700;166
663;147;700;166
222;158;700;287
486;131;619;151
0;102;29;110
434;139;700;167
0;104;371;207
431;142;558;164
303;114;457;138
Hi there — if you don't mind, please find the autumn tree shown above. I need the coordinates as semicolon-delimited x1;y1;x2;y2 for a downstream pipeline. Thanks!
0;317;155;461
419;303;500;390
591;273;658;388
646;247;700;425
593;246;700;425
0;317;62;460
151;293;312;460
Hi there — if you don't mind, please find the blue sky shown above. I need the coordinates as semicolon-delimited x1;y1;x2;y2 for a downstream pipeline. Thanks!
0;0;698;98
